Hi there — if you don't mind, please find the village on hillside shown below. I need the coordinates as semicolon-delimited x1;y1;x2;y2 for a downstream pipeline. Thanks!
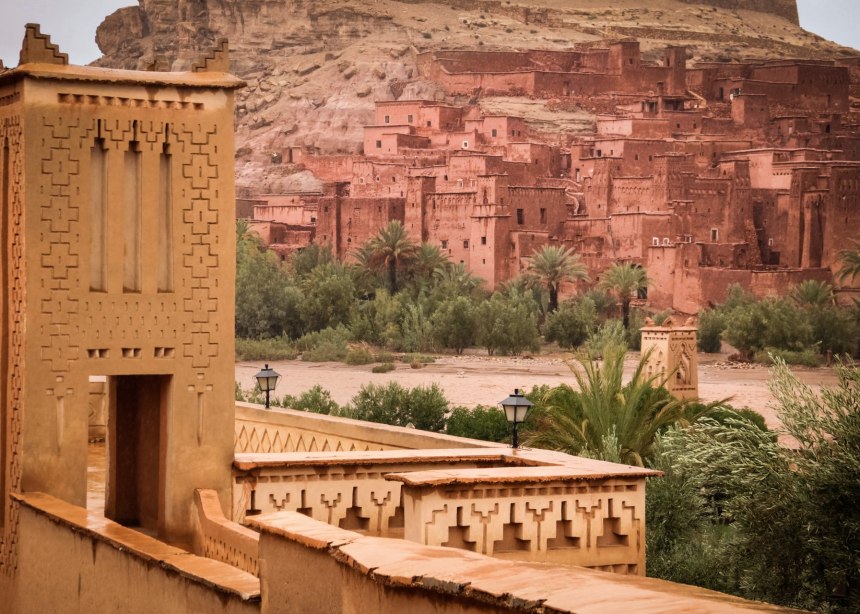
244;40;860;311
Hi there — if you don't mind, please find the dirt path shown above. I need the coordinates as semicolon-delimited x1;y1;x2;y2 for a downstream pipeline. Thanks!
236;350;841;434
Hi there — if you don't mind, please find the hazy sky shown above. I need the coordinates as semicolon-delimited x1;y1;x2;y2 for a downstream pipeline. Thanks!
0;0;857;67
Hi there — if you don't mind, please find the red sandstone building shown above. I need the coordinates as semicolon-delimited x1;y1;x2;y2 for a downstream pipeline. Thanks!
247;40;860;312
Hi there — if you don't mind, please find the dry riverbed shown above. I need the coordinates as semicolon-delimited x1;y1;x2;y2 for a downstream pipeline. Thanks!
236;349;841;437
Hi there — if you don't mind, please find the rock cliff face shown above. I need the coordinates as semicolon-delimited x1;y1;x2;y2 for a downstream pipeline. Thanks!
93;0;851;191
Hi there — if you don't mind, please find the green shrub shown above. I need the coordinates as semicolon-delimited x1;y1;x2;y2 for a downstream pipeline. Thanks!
697;309;725;353
301;343;348;362
543;298;596;349
295;326;352;352
344;346;374;365
282;385;339;414
373;351;397;363
754;347;822;367
431;296;478;354
585;319;627;357
371;362;396;373
446;405;510;442
344;382;447;432
476;290;541;356
235;337;298;361
297;327;351;361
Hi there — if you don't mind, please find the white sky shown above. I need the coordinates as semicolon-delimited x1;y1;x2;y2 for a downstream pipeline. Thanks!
0;0;858;67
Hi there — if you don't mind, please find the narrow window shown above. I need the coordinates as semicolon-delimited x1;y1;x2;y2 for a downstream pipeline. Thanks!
441;239;448;249
481;236;487;245
376;140;382;149
463;240;469;249
124;142;142;292
710;228;719;242
491;128;497;137
516;209;524;225
90;139;107;291
540;208;547;224
407;114;413;123
384;115;390;124
157;146;173;292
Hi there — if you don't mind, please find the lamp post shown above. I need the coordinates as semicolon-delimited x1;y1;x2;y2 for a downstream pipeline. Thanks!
254;363;281;409
499;388;533;449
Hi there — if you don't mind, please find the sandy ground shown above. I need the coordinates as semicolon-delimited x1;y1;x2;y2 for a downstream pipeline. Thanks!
236;350;841;435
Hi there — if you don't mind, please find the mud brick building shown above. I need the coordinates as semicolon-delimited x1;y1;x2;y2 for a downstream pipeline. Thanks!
249;38;860;311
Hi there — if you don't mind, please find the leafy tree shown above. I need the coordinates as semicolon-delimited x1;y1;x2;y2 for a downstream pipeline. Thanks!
399;301;436;353
476;290;541;356
543;298;597;349
697;309;725;353
367;221;419;293
235;222;301;338
299;262;357;332
599;263;649;329
723;297;812;358
585;319;627;358
524;245;589;312
527;345;713;466
290;244;334;278
446;405;510;442
655;359;860;611
431;296;478;354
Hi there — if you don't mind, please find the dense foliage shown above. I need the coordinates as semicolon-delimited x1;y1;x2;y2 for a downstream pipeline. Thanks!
696;283;859;362
236;221;670;359
647;359;860;612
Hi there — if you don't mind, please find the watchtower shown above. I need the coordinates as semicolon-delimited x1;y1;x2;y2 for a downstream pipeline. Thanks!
0;24;243;568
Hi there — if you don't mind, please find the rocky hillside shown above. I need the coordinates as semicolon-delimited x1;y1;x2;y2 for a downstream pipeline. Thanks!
94;0;856;192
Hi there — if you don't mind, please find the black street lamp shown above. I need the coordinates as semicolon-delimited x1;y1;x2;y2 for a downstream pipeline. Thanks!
499;388;533;449
254;363;281;409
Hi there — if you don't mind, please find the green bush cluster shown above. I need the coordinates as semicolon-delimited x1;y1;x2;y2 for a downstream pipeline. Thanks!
236;222;674;359
696;283;859;362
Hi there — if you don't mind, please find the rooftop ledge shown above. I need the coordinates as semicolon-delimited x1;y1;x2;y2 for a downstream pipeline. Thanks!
247;511;795;613
13;492;261;602
0;62;246;89
233;446;660;480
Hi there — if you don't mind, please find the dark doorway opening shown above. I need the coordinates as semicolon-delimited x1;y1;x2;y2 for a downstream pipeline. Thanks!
105;375;170;537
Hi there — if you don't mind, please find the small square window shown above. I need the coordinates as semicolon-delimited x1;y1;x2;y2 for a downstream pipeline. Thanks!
376;140;382;149
441;240;448;249
481;236;487;245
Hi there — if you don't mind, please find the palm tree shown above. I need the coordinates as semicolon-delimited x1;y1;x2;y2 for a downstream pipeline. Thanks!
526;345;713;466
410;243;451;288
367;221;418;293
433;263;484;300
525;245;589;312
789;280;835;308
838;240;860;282
599;263;649;329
